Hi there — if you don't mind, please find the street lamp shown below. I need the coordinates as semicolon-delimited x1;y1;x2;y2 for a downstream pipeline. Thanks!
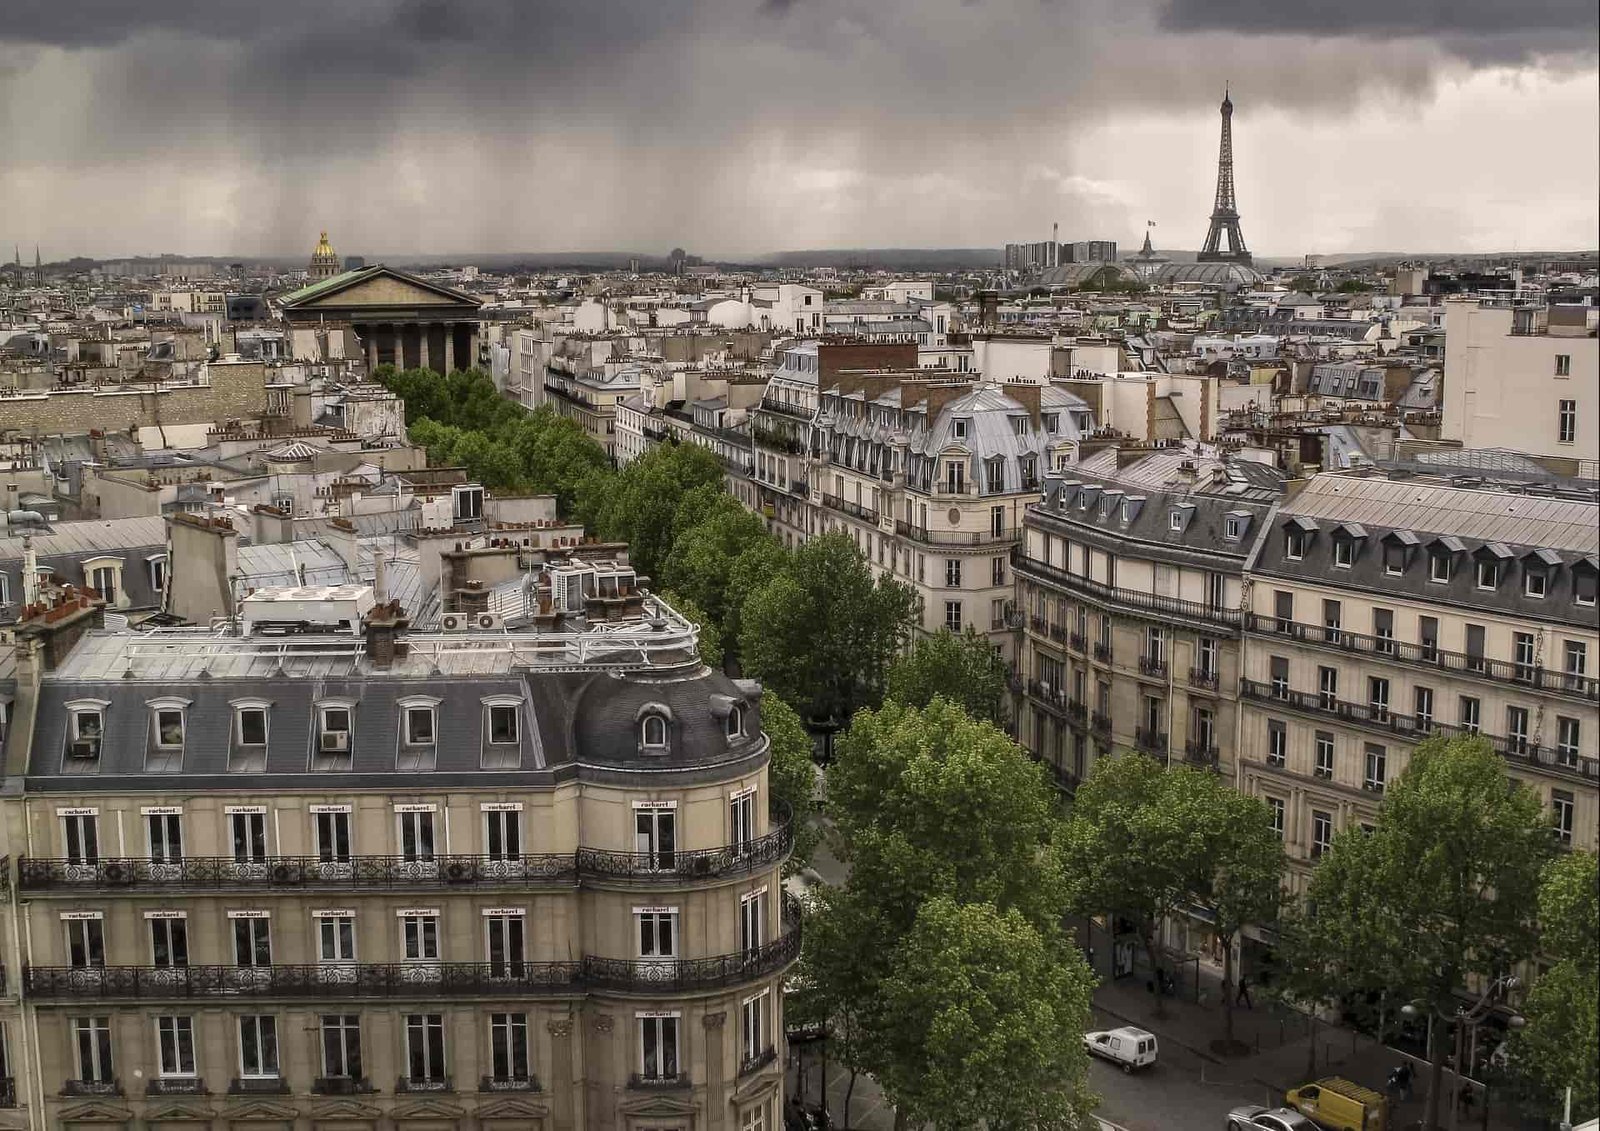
1400;975;1525;1131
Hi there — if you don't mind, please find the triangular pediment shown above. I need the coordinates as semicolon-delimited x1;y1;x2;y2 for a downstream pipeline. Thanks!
220;1096;301;1120
475;1094;552;1119
56;1096;134;1121
306;1095;385;1119
618;1090;701;1117
279;266;481;311
390;1095;467;1119
143;1097;217;1120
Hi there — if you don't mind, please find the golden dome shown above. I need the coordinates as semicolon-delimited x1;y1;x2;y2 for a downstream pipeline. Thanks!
313;231;336;260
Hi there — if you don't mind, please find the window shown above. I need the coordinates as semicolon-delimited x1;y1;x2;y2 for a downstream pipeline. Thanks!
945;558;962;588
1383;544;1405;575
404;1014;447;1085
944;461;965;493
1198;637;1218;677
639;1014;679;1082
1205;571;1225;608
1414;686;1435;733
1273;590;1295;632
1556;354;1572;377
635;806;676;870
638;909;677;962
157;1016;196;1077
1557;716;1581;767
63;812;99;864
1194;707;1214;750
1270;656;1289;698
89;565;118;603
985;456;1005;492
1368;677;1389;723
1373;608;1394;654
951;419;967;440
150;916;188;968
68;703;106;760
231;810;267;864
489;1014;530;1083
1513;632;1536;682
1565;641;1588;688
1285;528;1306;560
233;915;271;967
641;713;669;750
1459;695;1481;735
741;991;771;1066
730;790;755;853
1429;553;1450;584
1317;666;1339;710
726;704;745;740
318;704;353;756
1506;706;1530;753
1333;539;1353;569
486;703;519;746
1322;599;1342;644
1267;797;1285;839
239;1016;279;1079
73;1017;114;1084
66;916;105;968
1551;790;1574;845
1267;720;1286;767
237;706;268;747
404;705;436;746
148;555;168;593
316;809;352;865
1224;514;1244;541
991;598;1006;630
1169;510;1183;531
1577;567;1598;607
1558;399;1576;444
319;914;356;964
486;913;526;977
321;1014;363;1081
485;808;521;862
1311;811;1333;859
147;811;182;864
1363;745;1387;792
1525;567;1548;599
740;889;767;956
1476;559;1499;590
944;600;962;631
153;705;185;748
1314;733;1334;778
402;914;439;962
991;555;1006;587
1419;616;1440;662
1465;624;1486;673
1146;627;1165;666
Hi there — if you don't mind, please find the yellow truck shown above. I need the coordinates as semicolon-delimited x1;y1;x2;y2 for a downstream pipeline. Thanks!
1283;1077;1388;1131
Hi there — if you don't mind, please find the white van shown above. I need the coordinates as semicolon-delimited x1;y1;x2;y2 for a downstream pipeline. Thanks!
1083;1026;1158;1072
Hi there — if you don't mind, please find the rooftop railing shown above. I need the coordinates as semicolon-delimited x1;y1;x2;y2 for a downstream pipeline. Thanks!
1014;552;1242;631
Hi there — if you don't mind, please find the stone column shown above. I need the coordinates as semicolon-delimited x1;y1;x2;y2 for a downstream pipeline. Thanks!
443;323;457;372
547;1016;575;1131
703;1010;727;1131
392;324;408;371
590;1013;615;1131
364;325;379;374
469;328;481;370
418;323;431;372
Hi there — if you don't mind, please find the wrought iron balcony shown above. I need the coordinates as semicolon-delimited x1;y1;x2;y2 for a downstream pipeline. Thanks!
820;494;878;524
20;805;792;893
62;1079;120;1097
1029;615;1048;634
0;1078;14;1108
1090;711;1112;734
1138;656;1169;678
1092;643;1113;663
1013;552;1243;631
147;1077;205;1096
26;915;799;1002
1188;667;1219;691
1028;680;1067;714
1244;614;1598;703
398;1076;452;1093
480;1075;543;1093
739;1047;778;1077
1134;728;1168;755
229;1077;290;1095
629;1073;691;1090
1068;632;1086;651
892;520;1020;546
312;1077;374;1095
1048;623;1068;643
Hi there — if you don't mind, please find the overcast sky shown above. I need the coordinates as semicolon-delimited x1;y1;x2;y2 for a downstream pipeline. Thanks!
1;0;1595;260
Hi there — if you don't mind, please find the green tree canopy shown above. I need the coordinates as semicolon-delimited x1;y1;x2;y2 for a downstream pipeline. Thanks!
1291;736;1552;1131
885;626;1011;726
878;897;1098;1131
586;443;727;578
738;531;916;724
1508;850;1598;1120
659;498;775;648
759;694;820;872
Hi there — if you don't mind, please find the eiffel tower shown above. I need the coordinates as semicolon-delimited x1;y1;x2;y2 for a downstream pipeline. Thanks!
1196;88;1251;264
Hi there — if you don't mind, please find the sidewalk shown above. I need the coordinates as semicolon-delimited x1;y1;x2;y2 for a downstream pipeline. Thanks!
1088;949;1525;1131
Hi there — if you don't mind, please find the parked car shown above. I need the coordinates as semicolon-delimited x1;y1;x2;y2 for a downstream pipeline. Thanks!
1284;1076;1388;1131
1226;1105;1320;1131
1083;1026;1158;1072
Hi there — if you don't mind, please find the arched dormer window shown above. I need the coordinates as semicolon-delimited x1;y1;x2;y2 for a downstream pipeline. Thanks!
636;703;674;754
726;704;745;740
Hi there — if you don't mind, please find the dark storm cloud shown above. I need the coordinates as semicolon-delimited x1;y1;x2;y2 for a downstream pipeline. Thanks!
1161;0;1599;64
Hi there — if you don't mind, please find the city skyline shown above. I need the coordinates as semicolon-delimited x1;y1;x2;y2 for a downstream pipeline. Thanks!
1;0;1596;261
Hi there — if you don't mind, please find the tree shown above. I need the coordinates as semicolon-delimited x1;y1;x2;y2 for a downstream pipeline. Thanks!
794;886;881;1127
760;695;820;873
1292;736;1552;1131
1508;850;1598;1120
589;444;726;578
658;589;722;670
885;627;1011;726
659;499;773;646
739;532;916;724
1060;753;1196;1015
878;897;1097;1131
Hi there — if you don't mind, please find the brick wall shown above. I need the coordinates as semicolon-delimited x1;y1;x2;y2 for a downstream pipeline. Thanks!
0;361;266;435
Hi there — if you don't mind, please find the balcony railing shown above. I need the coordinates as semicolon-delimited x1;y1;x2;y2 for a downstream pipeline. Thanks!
1093;643;1113;663
0;1077;13;1108
1069;632;1086;651
820;494;878;524
62;1079;120;1097
893;520;1021;546
1134;728;1168;756
480;1075;543;1093
629;1073;691;1090
1189;668;1219;691
1091;711;1112;735
25;916;800;1001
1013;552;1243;631
21;806;792;893
740;1047;779;1077
398;1076;452;1093
1245;615;1598;703
1239;679;1599;781
313;1077;375;1095
1184;740;1220;767
1138;656;1169;679
229;1077;291;1095
147;1077;205;1096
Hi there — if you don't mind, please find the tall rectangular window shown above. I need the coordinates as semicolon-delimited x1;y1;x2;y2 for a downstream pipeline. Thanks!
1318;666;1339;710
945;559;962;588
1556;354;1572;377
66;917;105;968
490;1013;530;1082
1505;706;1530;753
1552;790;1574;845
319;915;356;964
316;810;351;864
1267;797;1285;839
233;916;271;967
944;601;963;631
635;807;676;870
231;811;267;864
1459;695;1481;735
1270;656;1290;698
639;1015;679;1082
321;1015;363;1081
1198;637;1218;677
1311;811;1333;859
1414;686;1435;733
741;991;770;1065
730;791;755;853
399;810;436;863
1322;599;1342;644
1557;716;1581;767
991;556;1006;586
1464;625;1486;673
1419;616;1440;661
1314;732;1334;778
147;813;183;864
1363;745;1387;792
1558;399;1577;444
637;909;677;962
485;809;521;861
238;1016;279;1079
404;1014;447;1084
1368;677;1390;722
73;1017;114;1084
740;890;767;956
156;1016;196;1077
63;813;99;865
1372;608;1394;654
1267;721;1286;767
402;914;439;962
486;913;527;978
150;917;188;969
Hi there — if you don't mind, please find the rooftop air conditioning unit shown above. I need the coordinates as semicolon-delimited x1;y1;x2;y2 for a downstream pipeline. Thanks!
320;731;350;753
69;738;101;760
440;613;469;632
475;612;502;631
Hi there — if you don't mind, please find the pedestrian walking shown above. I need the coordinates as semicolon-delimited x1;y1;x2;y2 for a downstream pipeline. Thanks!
1236;974;1253;1008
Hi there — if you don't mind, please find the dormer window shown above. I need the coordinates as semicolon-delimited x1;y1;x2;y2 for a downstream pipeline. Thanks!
1169;511;1183;532
726;704;745;740
154;708;185;748
489;705;519;745
1285;528;1306;559
1576;563;1597;607
1524;567;1547;599
642;714;668;750
404;705;436;747
1333;539;1353;569
1383;544;1405;575
148;554;168;594
1224;515;1244;541
1476;561;1499;590
67;700;109;762
1430;553;1451;583
237;707;268;747
315;701;355;769
952;419;968;441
